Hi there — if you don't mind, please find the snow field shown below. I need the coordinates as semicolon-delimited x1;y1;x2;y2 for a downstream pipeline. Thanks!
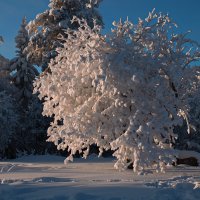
0;155;200;200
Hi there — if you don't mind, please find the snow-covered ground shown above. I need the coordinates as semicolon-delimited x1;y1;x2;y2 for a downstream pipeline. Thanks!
0;155;200;200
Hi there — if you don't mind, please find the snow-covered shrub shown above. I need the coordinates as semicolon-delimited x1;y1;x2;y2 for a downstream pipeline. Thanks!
35;11;200;173
26;0;103;70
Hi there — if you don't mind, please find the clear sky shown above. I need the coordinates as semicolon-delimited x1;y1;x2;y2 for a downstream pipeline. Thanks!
0;0;200;59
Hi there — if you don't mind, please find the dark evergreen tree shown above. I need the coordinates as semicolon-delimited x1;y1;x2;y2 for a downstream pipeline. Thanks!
0;39;19;158
10;17;39;109
8;18;52;156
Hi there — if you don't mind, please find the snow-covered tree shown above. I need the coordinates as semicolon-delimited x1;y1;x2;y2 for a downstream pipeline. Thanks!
10;17;39;109
34;11;200;173
189;68;200;136
175;67;200;152
26;0;103;71
6;18;54;156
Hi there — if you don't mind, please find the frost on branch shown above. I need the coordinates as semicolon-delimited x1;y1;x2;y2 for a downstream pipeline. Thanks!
35;10;200;173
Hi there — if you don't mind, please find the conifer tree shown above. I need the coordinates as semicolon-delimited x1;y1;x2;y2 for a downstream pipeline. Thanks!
10;17;39;109
26;0;103;71
0;35;19;158
0;90;19;157
8;19;53;155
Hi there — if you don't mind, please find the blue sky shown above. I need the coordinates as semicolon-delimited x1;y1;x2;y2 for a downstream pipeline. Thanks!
0;0;200;59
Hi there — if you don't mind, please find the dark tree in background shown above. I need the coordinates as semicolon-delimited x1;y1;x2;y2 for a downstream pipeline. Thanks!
10;17;39;109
